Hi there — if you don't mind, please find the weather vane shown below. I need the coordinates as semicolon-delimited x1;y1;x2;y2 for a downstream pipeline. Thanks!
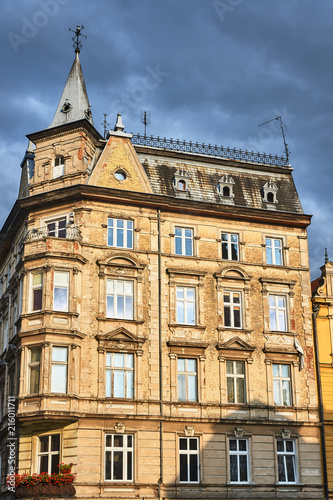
69;24;87;53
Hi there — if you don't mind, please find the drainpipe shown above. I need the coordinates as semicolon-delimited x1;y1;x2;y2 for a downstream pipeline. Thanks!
312;302;329;500
157;209;163;499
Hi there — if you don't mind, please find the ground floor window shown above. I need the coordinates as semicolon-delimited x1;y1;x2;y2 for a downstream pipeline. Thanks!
38;434;60;474
105;434;133;481
229;438;249;483
277;439;297;483
179;437;199;483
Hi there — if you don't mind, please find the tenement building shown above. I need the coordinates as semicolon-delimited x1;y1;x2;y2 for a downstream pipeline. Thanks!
0;42;323;499
312;255;333;498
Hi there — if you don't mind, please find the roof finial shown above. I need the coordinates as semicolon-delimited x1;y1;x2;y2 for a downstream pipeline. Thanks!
69;24;87;54
325;247;329;264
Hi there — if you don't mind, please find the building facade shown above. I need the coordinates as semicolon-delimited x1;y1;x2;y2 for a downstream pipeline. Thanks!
312;258;333;498
0;45;324;499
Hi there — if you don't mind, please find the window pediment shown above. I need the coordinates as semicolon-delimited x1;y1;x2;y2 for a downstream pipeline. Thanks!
167;339;208;356
217;336;254;352
96;327;145;352
214;267;251;282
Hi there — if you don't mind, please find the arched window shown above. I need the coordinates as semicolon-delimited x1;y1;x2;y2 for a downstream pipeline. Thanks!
178;180;186;191
223;186;230;197
53;156;65;179
267;192;274;203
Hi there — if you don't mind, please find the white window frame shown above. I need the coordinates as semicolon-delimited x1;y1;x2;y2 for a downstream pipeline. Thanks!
229;438;250;484
105;434;133;482
224;291;242;329
176;286;196;325
53;270;70;312
53;156;65;179
175;227;193;256
179;436;199;483
106;352;134;399
266;237;283;265
28;347;41;395
269;294;287;331
51;346;68;394
107;218;133;249
221;232;239;261
177;358;197;402
272;363;292;406
37;433;60;474
46;216;67;238
106;279;134;320
29;272;43;312
276;439;297;484
226;360;246;404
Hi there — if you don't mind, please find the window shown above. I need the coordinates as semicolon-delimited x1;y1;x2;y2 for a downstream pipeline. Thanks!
267;192;274;203
269;295;287;331
30;272;43;312
107;218;133;248
176;287;195;325
53;156;65;178
47;218;67;238
107;280;134;319
223;186;230;197
51;347;68;393
178;179;186;191
53;271;69;312
273;364;291;406
224;291;242;328
106;353;133;398
38;434;60;474
277;439;297;483
105;434;133;481
28;347;41;394
179;437;199;483
226;361;245;403
222;233;239;261
175;227;193;256
178;358;197;402
229;438;249;483
266;238;282;265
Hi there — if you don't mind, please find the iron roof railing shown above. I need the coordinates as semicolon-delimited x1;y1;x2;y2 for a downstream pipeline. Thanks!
132;133;288;167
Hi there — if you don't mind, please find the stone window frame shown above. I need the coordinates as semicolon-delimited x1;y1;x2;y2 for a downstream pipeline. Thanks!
167;269;206;329
217;174;235;205
214;267;251;333
169;224;200;258
102;212;140;250
259;277;296;335
274;431;299;485
227;435;251;484
168;340;208;404
262;234;289;267
97;255;145;324
217;229;245;261
264;349;300;408
96;328;145;401
216;337;254;405
31;431;64;475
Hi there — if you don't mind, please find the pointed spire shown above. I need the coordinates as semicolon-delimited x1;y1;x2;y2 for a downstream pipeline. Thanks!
325;247;329;264
48;28;93;129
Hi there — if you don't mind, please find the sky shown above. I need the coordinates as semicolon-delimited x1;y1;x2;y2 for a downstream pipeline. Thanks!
1;0;332;278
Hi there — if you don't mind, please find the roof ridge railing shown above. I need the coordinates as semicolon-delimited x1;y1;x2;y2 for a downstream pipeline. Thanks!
131;133;288;167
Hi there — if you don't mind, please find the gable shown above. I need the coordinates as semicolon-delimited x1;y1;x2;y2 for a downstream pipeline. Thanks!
88;135;153;193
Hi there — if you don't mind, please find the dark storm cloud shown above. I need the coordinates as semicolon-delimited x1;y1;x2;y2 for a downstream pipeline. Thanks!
1;0;332;276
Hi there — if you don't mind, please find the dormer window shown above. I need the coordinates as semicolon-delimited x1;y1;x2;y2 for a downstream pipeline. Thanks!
217;175;235;205
262;180;278;207
53;156;65;179
174;168;191;195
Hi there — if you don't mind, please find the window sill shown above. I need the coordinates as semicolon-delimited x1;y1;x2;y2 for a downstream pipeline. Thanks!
217;327;252;334
263;330;294;336
169;323;206;330
98;316;144;324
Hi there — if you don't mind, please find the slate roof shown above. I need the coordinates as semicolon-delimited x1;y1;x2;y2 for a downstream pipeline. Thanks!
137;150;304;214
48;52;93;129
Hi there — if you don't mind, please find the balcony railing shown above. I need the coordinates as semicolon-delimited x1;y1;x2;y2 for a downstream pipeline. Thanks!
132;133;288;167
25;224;81;242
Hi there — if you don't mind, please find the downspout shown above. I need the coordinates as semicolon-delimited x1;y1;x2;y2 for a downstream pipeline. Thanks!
157;209;163;499
312;302;329;500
